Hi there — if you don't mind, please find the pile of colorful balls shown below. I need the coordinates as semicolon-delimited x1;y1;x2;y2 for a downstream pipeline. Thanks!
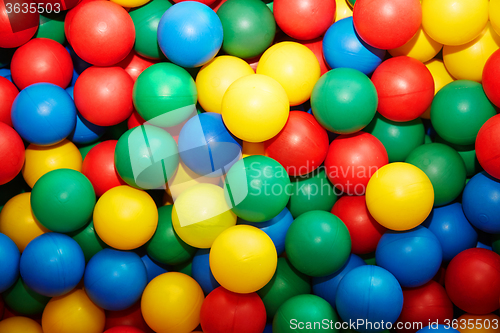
1;0;500;332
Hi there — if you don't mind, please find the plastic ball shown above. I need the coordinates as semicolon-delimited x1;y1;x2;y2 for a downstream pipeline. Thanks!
336;266;403;333
353;0;421;50
0;122;25;185
421;0;489;46
172;183;236;248
34;12;67;44
323;17;386;75
166;161;221;200
20;233;85;297
0;317;43;333
114;125;179;190
417;325;459;333
492;0;500;36
366;162;434;231
0;76;18;127
104;301;152;332
331;195;386;255
420;59;454;119
0;233;20;292
0;4;38;48
141;253;169;283
104;327;145;333
405;143;466;206
11;83;76;146
84;249;147;311
302;37;330;76
3;278;50;315
325;131;388;195
264;111;329;176
221;74;289;142
445;248;500;314
457;313;500;333
216;0;275;59
69;1;135;66
141;272;204;333
31;169;95;233
69;221;107;263
431;80;496;146
192;249;220;294
483;49;500;107
42;289;106;333
196;56;254;114
93;186;157;250
423;203;478;262
157;2;223;68
0;193;49;252
210;225;277;293
396;281;453;333
273;0;335;40
200;287;266;333
223;155;291;222
311;68;377;134
257;42;320;106
133;62;197;128
10;38;73;90
66;92;106;145
389;27;442;63
476;114;500;179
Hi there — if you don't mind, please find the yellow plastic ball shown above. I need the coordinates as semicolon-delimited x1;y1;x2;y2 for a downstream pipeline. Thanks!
389;27;443;63
221;74;289;142
242;141;265;158
443;23;500;82
167;162;221;200
42;289;105;333
457;313;500;333
0;317;43;333
93;185;158;250
141;272;204;333
0;193;49;252
172;183;236;248
421;59;455;119
210;225;278;294
196;56;254;114
22;139;82;188
492;0;500;37
110;0;149;8
335;0;353;22
257;42;320;106
366;162;434;231
421;0;489;46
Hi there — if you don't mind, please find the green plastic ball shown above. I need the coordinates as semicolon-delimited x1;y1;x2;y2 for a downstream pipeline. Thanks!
133;63;197;128
114;125;179;190
311;68;378;134
69;221;107;263
34;13;65;44
434;135;482;177
406;143;466;206
273;294;340;333
285;210;351;277
493;234;500;255
287;168;337;219
146;205;196;265
364;113;425;162
224;155;291;222
172;259;192;277
347;0;355;7
129;0;171;59
430;80;496;146
31;169;96;233
257;257;311;319
2;278;50;316
217;0;276;59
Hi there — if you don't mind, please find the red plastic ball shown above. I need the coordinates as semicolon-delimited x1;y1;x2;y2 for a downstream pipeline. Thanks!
264;111;329;176
483;49;500;107
371;56;434;122
324;131;388;195
445;248;500;315
353;0;421;50
82;140;126;197
104;327;145;333
64;0;104;43
331;195;386;254
127;110;146;129
34;0;81;11
104;301;152;333
274;0;336;40
0;1;38;48
74;66;134;126
0;76;18;127
69;1;135;66
302;37;329;76
173;0;216;6
0;122;25;185
200;287;266;333
476;114;500;180
10;38;73;90
396;281;454;333
117;51;157;82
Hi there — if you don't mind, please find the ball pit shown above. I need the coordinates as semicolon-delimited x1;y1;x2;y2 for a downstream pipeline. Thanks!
476;114;500;179
0;122;25;185
0;233;19;293
388;27;442;63
3;277;50;315
0;76;18;127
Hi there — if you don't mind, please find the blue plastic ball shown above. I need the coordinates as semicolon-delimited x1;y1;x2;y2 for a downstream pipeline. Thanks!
336;266;403;333
417;325;459;333
312;254;365;309
375;226;442;288
84;249;148;311
157;1;223;68
140;253;170;283
66;87;106;144
191;248;220;294
462;171;500;234
20;233;85;297
11;83;77;145
322;17;386;75
239;207;293;255
0;233;20;293
178;112;241;177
